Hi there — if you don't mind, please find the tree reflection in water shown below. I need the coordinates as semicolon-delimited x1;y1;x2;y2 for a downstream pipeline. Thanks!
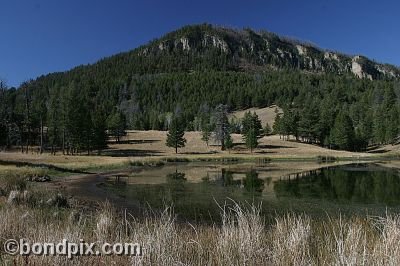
274;164;400;205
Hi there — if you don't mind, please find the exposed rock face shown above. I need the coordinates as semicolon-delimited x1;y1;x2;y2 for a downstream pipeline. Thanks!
140;24;400;80
324;52;339;61
352;56;373;80
175;37;190;51
296;45;306;55
202;34;229;52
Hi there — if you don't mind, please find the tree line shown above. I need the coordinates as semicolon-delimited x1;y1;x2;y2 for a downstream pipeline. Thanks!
0;68;399;153
166;104;263;153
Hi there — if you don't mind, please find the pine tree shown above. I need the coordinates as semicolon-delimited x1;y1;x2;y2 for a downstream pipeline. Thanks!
263;123;272;136
0;122;6;148
66;85;92;154
47;87;60;154
107;108;127;143
273;114;283;138
201;123;212;146
213;104;229;150
330;111;355;151
0;81;8;148
224;133;234;152
92;106;108;152
242;112;262;152
298;99;319;143
385;107;399;144
166;117;186;153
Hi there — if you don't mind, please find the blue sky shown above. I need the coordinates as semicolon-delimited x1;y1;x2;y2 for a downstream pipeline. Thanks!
0;0;399;87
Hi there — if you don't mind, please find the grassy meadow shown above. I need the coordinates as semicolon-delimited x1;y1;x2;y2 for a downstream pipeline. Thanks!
1;129;400;265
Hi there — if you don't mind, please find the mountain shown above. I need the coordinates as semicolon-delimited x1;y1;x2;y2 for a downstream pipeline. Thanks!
135;24;399;80
1;24;399;153
31;23;399;85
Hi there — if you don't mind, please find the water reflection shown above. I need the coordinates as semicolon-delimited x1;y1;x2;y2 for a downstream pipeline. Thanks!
166;171;187;181
206;169;265;193
274;164;400;205
103;163;400;222
243;170;264;193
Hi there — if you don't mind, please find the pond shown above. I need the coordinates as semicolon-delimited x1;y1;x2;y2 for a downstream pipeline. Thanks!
100;161;400;223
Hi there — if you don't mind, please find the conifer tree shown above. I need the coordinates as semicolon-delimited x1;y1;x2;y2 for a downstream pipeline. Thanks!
201;123;212;146
213;104;229;150
330;111;355;151
224;133;234;152
242;112;262;152
107;108;127;143
166;117;186;153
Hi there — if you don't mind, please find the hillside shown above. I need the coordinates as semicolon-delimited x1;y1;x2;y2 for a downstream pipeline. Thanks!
230;105;283;128
138;24;400;80
30;24;400;85
1;24;400;153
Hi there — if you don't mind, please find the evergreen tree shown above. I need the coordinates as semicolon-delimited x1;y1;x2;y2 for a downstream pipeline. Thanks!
92;106;108;151
273;114;283;138
242;112;262;152
281;108;299;140
213;104;229;150
166;117;186;153
66;85;93;154
0;124;6;147
385;107;399;144
330;111;355;151
201;123;212;146
373;106;386;144
107;108;127;143
317;96;336;145
0;81;8;148
263;123;272;136
244;128;258;152
298;99;319;143
47;87;60;154
224;133;234;152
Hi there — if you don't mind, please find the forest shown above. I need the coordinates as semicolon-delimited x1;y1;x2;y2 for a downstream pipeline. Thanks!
1;24;399;153
0;70;399;153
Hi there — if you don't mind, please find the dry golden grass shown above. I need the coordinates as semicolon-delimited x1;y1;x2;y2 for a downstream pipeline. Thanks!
1;198;400;265
0;130;387;173
230;105;282;127
110;131;372;159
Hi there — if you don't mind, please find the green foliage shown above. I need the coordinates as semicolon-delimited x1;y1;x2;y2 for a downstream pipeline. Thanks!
166;117;186;153
242;170;264;193
330;111;355;151
263;123;272;136
107;108;127;143
1;25;400;154
224;133;234;151
213;104;229;150
242;112;262;152
201;123;212;147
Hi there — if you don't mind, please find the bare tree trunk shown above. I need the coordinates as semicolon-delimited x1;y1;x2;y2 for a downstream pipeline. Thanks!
40;117;43;154
62;130;65;155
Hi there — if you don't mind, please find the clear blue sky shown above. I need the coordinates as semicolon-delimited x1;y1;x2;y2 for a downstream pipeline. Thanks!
0;0;399;87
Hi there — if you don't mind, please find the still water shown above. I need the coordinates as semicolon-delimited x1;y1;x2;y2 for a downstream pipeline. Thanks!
101;161;400;222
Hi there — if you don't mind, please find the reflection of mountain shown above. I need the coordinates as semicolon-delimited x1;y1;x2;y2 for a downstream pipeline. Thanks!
274;165;400;205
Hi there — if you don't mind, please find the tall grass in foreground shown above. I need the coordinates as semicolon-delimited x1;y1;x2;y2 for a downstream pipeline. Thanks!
1;199;400;265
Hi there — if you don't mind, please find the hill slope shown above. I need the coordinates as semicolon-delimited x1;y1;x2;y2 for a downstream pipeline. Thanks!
137;24;400;80
32;24;400;84
1;24;400;153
